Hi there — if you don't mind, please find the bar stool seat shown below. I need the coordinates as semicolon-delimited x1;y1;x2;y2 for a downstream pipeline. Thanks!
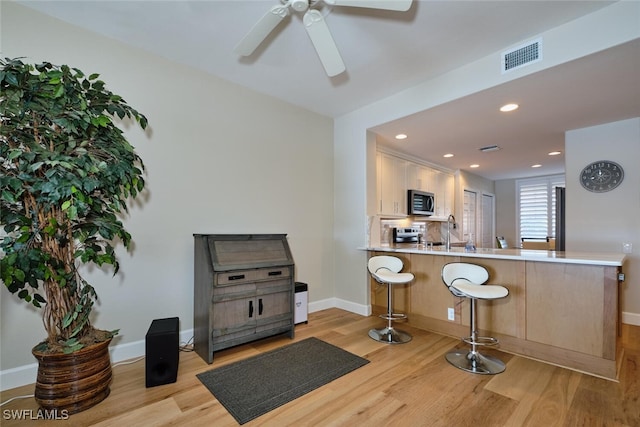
449;278;509;300
442;262;509;374
368;255;414;344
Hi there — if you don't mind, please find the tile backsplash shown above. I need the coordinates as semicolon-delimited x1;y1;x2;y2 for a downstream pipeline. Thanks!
379;219;444;245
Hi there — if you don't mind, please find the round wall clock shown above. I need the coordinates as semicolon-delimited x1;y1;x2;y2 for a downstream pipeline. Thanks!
580;160;624;193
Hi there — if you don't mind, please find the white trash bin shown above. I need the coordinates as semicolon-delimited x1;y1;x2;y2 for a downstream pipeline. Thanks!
294;282;308;324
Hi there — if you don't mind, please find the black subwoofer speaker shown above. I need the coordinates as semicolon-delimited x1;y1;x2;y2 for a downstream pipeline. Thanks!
145;317;179;388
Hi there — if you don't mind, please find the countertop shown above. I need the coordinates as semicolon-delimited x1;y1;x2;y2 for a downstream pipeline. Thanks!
363;245;626;266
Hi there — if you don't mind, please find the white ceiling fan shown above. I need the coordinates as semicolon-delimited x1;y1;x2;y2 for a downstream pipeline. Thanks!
234;0;413;77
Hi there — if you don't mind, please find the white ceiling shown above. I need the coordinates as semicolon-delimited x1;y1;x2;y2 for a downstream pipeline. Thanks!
18;0;640;180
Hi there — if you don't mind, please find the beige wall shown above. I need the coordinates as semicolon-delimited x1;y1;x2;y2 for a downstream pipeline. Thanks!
2;0;639;390
1;3;334;383
566;118;640;323
333;1;639;322
458;170;495;196
494;118;640;323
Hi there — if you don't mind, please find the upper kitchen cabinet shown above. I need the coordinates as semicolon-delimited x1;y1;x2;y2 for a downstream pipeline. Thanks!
432;170;455;219
406;163;433;192
377;152;407;216
376;149;455;220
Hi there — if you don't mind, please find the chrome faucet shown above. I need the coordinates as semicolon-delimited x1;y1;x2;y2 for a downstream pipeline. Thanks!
446;214;456;251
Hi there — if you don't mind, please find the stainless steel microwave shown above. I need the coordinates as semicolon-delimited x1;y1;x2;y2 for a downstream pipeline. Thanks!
408;189;434;216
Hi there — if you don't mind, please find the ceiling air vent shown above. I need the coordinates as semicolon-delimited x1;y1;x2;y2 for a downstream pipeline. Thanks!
479;145;501;153
501;38;542;73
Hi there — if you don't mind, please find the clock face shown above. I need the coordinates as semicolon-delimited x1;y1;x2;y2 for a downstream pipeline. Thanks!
580;160;624;193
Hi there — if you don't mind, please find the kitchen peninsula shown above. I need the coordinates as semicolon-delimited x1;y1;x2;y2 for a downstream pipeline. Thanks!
365;246;626;380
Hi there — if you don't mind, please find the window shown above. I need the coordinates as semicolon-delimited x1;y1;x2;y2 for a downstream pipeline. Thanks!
517;175;565;241
463;189;477;242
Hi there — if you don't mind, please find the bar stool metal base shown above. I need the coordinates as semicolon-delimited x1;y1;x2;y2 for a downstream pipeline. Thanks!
368;327;412;344
445;350;506;375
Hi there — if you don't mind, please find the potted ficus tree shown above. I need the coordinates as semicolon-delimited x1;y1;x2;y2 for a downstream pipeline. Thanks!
0;58;148;414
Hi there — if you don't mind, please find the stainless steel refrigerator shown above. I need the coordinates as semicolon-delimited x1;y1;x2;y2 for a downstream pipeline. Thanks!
555;187;566;251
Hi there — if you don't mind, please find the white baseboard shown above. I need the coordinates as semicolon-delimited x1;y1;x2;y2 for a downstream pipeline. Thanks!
0;362;38;393
0;329;194;392
3;306;637;391
308;298;370;316
622;311;640;326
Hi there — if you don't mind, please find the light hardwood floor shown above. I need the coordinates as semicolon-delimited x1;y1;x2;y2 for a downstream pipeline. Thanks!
1;308;639;426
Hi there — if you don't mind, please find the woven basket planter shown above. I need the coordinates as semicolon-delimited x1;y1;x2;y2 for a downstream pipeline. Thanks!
32;338;113;415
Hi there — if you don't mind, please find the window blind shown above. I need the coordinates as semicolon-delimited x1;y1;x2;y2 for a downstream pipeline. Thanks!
517;175;565;241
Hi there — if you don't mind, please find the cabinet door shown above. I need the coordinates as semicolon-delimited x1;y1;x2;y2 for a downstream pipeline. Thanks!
378;153;407;216
256;291;291;320
256;279;291;315
255;279;293;333
212;281;257;343
443;172;454;217
406;163;433;192
212;296;256;341
432;170;454;218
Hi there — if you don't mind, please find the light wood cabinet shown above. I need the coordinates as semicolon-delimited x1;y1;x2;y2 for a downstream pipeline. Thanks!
194;234;295;364
368;249;621;380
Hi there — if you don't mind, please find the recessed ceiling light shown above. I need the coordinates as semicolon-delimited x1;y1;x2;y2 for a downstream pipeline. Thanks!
395;133;407;140
500;103;519;112
532;164;542;168
443;153;454;158
548;151;562;156
470;164;480;168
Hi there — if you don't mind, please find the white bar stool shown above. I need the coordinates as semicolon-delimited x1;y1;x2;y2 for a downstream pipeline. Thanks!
441;262;509;374
368;255;414;344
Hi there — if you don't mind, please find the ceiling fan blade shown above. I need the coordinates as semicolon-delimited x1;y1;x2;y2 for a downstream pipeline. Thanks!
324;0;412;12
234;5;290;56
303;10;346;77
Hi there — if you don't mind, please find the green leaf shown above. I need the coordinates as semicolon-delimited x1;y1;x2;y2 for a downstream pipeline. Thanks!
0;57;149;343
1;190;16;204
8;149;21;160
67;205;78;220
53;84;64;98
34;342;48;352
62;311;76;328
29;162;45;172
5;253;18;266
14;269;25;282
62;338;83;353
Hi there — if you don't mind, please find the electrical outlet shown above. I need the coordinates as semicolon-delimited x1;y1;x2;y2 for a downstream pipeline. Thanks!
447;307;455;321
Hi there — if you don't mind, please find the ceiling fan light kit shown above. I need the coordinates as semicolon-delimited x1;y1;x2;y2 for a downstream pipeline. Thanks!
291;0;311;12
234;0;413;77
